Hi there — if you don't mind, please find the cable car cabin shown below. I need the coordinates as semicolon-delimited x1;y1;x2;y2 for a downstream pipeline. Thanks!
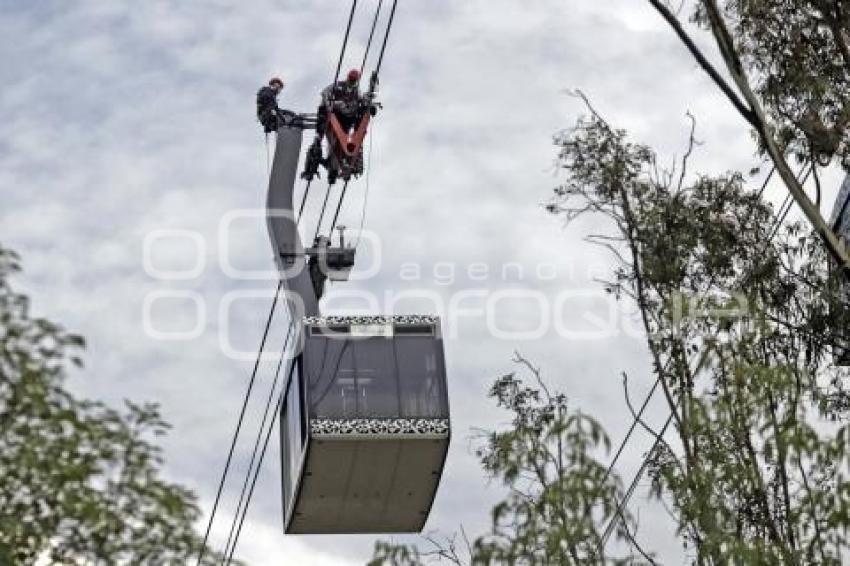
280;315;450;534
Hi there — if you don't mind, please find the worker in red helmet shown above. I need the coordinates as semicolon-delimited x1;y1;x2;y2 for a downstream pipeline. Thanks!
256;76;286;133
319;68;367;133
302;69;377;181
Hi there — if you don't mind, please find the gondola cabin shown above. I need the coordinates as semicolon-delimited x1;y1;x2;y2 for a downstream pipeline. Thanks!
281;315;450;534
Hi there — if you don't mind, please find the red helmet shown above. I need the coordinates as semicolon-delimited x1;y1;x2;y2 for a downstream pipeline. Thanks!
269;77;284;88
346;69;361;82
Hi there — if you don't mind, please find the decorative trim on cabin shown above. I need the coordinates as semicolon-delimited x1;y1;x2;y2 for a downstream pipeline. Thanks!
310;417;450;437
303;314;439;327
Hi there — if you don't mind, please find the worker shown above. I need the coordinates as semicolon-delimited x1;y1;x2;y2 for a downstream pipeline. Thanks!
256;77;285;133
318;69;368;135
302;69;378;182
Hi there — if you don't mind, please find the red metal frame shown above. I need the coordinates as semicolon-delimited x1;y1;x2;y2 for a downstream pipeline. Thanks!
327;112;371;158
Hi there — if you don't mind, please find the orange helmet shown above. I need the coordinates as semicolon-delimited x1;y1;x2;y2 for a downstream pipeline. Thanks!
269;77;284;88
346;69;361;82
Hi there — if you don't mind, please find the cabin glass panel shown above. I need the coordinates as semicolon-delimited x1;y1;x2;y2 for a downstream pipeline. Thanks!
281;359;304;512
395;335;446;418
303;323;448;420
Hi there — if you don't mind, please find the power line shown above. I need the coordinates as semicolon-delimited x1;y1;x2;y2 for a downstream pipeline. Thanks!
373;0;398;77
360;0;384;74
330;180;350;232
755;164;775;201
219;323;294;562
314;181;334;241
313;0;358;242
332;0;359;87
196;280;283;565
297;180;312;222
224;342;296;565
353;127;374;249
599;411;675;551
599;371;663;488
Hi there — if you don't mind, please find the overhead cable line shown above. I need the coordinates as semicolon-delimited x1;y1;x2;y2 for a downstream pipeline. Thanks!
755;165;775;201
599;412;675;552
598;371;663;489
373;0;398;77
224;337;297;565
219;323;295;563
353;128;374;249
196;280;284;565
766;164;812;243
313;0;359;239
330;181;350;232
222;1;400;557
360;0;384;74
330;0;397;235
297;180;312;222
332;0;359;87
314;181;335;241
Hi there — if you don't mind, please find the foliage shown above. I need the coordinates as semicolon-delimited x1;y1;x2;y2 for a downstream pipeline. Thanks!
369;355;646;566
373;3;850;564
371;107;850;564
549;108;850;564
0;244;230;565
692;0;850;167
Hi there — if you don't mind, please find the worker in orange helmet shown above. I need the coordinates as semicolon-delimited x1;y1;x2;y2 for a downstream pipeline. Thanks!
319;68;367;134
256;76;286;133
302;69;378;181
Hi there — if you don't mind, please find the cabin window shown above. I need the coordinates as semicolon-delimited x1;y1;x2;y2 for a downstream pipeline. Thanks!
282;359;303;512
303;325;447;420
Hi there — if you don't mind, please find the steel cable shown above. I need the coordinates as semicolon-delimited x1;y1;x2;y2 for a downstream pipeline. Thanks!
330;181;350;233
219;323;294;563
360;0;384;74
224;328;298;565
373;0;398;77
196;280;283;565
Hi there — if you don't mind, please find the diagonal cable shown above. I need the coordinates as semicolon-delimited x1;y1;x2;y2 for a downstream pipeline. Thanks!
196;280;283;565
373;0;398;77
219;322;294;563
332;0;359;86
360;0;384;74
224;335;297;565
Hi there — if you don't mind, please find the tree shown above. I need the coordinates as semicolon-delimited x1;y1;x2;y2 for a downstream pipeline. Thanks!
0;243;232;565
548;103;850;563
370;354;651;566
647;0;850;269
372;102;850;563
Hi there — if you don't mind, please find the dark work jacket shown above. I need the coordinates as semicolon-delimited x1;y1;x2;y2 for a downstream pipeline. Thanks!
321;81;362;118
257;86;279;118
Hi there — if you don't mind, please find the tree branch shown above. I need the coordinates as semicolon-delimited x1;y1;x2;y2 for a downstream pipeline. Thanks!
646;0;757;126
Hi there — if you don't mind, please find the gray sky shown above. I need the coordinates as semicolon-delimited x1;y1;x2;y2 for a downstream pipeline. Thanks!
1;1;844;564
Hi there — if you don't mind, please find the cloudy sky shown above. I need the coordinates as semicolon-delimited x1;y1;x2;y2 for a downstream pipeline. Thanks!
2;1;845;564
